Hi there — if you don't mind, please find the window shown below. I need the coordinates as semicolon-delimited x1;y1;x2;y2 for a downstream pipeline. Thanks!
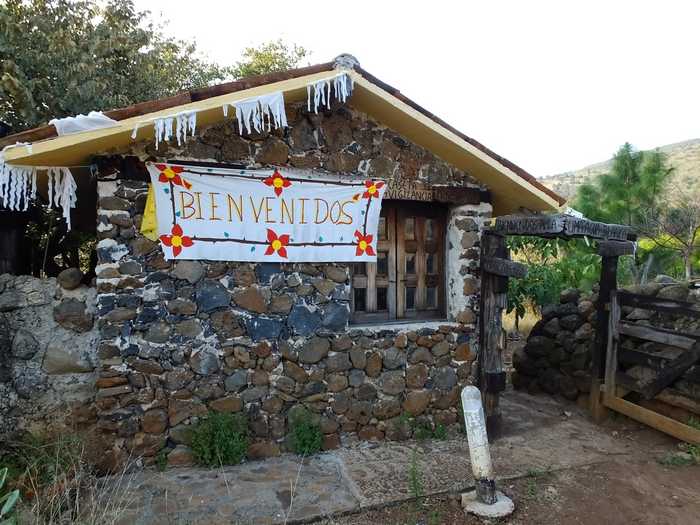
351;201;445;323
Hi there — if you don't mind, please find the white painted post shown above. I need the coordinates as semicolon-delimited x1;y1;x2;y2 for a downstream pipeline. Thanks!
461;386;496;504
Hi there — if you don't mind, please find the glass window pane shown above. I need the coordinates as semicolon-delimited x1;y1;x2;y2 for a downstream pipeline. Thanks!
425;218;434;240
405;253;415;274
406;287;416;310
377;252;388;276
378;217;387;240
354;287;366;312
377;288;388;311
405;217;415;240
426;253;435;274
353;263;366;276
427;286;437;308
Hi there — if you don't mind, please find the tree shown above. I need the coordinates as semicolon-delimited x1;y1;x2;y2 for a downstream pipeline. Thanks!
231;40;308;79
574;143;673;282
639;183;700;280
0;0;231;132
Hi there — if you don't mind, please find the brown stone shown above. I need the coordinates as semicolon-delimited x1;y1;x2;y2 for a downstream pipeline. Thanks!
257;137;289;165
220;135;251;161
456;309;476;324
325;151;358;172
358;426;384;441
259;292;289;314
233;267;257;286
168;398;207;426
406;364;429;389
322;433;341;450
324;265;348;283
416;335;434;348
332;335;353;351
284;361;308;383
209;395;243;413
262;396;284;414
311;278;336;297
373;399;401;420
232;287;268;313
365;351;382;377
252;369;269;386
167;445;195;467
403;390;431;416
394;333;408;349
142;409;168;434
128;358;163;375
454;342;475;362
95;376;128;389
247;441;281;460
326;373;348;392
290;153;321;169
130;433;165;457
167;298;197;315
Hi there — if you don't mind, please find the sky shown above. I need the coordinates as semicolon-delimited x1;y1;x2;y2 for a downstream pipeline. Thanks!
135;0;700;177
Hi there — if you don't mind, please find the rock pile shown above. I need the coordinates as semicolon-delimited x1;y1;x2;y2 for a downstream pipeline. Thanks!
513;288;595;401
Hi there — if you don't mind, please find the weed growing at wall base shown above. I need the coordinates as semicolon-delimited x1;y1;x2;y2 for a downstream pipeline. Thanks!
191;412;249;467
288;407;323;456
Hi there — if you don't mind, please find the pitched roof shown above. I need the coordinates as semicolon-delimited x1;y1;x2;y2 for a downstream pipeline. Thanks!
0;58;565;214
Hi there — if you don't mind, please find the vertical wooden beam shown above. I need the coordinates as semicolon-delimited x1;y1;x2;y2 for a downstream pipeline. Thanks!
589;255;619;422
479;231;508;440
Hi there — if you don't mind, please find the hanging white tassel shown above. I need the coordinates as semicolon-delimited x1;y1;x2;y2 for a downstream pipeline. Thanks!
307;73;354;113
233;92;287;135
152;110;196;148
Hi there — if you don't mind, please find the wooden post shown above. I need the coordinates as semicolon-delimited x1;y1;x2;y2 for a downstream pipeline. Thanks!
589;254;619;422
478;231;509;440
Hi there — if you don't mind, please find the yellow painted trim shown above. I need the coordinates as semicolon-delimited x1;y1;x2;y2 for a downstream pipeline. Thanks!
3;68;560;214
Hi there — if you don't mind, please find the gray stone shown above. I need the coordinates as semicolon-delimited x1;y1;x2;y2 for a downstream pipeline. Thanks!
321;302;349;331
145;322;171;343
57;268;83;290
657;284;689;302
225;370;249;392
299;337;330;364
432;366;457;391
288;304;322;336
245;317;284;341
355;383;377;400
53;298;93;333
0;290;22;312
543;318;561;337
408;347;434;365
43;343;93;374
525;336;555;357
349;347;367;369
431;341;450;357
560;288;580;304
379;370;405;395
348;369;366;387
167;298;197;316
11;329;39;359
189;347;220;375
172;261;205;284
382;347;405;369
326;352;352;373
196;281;230;312
241;386;268;403
559;314;583;331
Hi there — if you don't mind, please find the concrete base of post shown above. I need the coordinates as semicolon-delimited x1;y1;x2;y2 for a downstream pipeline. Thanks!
461;489;514;518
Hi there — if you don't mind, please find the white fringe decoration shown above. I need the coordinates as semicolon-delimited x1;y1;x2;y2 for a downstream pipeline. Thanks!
229;92;288;135
307;73;354;114
131;110;197;149
0;152;78;229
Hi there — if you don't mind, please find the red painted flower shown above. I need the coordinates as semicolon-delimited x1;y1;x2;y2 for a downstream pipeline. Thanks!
159;224;193;257
264;229;290;258
354;230;375;256
362;180;385;199
156;164;192;189
263;169;291;196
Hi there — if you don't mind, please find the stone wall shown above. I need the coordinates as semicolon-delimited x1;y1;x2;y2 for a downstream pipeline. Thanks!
92;101;491;466
513;278;700;406
0;273;99;438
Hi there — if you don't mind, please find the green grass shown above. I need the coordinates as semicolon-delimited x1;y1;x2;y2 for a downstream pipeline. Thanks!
288;407;323;456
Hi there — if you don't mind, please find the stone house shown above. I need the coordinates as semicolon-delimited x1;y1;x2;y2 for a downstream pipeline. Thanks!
0;55;563;466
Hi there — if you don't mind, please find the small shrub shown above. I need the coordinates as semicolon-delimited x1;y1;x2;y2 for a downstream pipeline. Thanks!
0;467;20;525
191;412;249;467
413;423;433;441
433;423;447;441
288;407;323;456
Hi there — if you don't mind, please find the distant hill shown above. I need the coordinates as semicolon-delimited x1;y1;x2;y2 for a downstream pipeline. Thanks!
539;138;700;202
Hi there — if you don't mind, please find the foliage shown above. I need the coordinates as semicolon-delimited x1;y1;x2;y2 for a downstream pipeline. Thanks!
231;39;308;79
288;407;323;456
507;236;599;322
0;0;232;132
0;467;20;525
574;143;672;228
191;412;249;467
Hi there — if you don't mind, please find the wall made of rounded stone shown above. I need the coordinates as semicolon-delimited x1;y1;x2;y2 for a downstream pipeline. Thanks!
92;101;490;467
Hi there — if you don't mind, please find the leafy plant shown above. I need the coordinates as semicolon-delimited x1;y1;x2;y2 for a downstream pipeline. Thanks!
432;423;447;441
288;407;323;456
155;449;168;473
191;412;249;467
0;467;20;525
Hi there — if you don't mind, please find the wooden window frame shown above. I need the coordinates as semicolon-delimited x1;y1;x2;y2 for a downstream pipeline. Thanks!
351;200;446;323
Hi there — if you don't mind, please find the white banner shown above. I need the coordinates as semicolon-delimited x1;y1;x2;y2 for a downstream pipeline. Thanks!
146;162;386;262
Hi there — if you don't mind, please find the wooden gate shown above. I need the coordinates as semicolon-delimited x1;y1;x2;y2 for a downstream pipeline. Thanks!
603;290;700;444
